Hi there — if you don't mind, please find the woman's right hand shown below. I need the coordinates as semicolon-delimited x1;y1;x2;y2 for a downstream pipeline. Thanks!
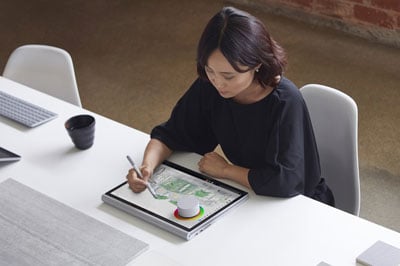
126;165;153;193
126;138;173;193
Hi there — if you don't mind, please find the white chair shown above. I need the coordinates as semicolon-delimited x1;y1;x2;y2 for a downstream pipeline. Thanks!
300;84;360;216
2;44;82;107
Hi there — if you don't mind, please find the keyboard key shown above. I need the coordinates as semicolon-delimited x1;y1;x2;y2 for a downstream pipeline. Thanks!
0;91;58;127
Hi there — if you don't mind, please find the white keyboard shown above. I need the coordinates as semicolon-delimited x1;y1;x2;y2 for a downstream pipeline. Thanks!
0;90;58;127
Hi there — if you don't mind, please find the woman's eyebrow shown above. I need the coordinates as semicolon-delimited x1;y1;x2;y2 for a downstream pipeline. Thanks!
205;65;236;75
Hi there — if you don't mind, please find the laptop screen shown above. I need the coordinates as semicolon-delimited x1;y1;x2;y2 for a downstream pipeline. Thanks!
103;160;248;237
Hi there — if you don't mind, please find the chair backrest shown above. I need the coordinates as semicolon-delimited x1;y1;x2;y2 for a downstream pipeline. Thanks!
2;44;82;107
300;84;360;216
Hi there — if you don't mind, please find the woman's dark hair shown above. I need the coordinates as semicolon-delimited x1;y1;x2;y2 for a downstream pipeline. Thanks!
197;6;287;88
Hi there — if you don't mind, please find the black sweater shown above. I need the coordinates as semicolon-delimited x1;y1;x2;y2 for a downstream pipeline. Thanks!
151;77;326;200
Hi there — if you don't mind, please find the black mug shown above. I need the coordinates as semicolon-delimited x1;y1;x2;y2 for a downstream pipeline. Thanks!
65;115;95;150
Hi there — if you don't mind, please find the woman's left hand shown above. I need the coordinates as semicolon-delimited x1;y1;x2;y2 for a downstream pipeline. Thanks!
198;152;229;178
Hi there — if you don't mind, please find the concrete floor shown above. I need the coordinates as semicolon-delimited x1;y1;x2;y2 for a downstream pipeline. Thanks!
0;0;399;232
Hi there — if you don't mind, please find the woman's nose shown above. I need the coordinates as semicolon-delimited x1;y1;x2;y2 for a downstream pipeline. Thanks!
213;77;224;89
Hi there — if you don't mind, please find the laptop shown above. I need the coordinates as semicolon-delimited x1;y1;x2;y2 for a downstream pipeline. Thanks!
102;160;248;240
0;147;21;162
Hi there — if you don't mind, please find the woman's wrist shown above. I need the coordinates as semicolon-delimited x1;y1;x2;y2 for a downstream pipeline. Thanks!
141;161;155;173
223;164;251;188
221;164;233;179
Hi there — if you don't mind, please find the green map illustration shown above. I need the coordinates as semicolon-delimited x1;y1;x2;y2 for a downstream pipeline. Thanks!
150;165;237;210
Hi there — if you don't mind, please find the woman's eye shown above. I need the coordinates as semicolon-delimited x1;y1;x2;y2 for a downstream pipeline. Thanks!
224;76;234;80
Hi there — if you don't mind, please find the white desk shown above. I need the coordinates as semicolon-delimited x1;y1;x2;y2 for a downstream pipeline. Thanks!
1;76;400;266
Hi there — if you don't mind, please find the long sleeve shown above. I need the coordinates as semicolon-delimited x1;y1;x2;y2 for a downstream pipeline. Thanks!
151;77;322;199
247;90;321;197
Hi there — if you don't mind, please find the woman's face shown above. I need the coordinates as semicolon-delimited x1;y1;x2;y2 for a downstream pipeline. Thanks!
205;49;256;100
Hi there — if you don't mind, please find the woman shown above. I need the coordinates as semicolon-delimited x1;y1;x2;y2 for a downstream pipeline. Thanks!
127;6;334;206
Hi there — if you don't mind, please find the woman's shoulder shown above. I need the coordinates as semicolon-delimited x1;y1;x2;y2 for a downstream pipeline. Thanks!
276;77;300;95
272;76;303;103
175;78;220;111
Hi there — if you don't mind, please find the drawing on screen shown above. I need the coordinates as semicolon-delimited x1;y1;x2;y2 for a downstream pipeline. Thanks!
150;165;237;212
106;161;248;233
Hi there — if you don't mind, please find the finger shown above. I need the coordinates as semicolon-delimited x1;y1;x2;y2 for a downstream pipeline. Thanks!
128;178;147;192
206;151;217;156
126;169;148;192
198;158;204;169
198;161;206;172
141;170;151;182
130;183;146;193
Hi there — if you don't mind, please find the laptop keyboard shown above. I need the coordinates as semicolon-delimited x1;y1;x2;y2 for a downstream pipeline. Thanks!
0;90;58;127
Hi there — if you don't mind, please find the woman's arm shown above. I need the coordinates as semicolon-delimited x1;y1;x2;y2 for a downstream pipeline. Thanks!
142;138;173;172
198;151;251;189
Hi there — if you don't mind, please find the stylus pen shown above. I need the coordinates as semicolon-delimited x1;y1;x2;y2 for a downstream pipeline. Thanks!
126;155;158;198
